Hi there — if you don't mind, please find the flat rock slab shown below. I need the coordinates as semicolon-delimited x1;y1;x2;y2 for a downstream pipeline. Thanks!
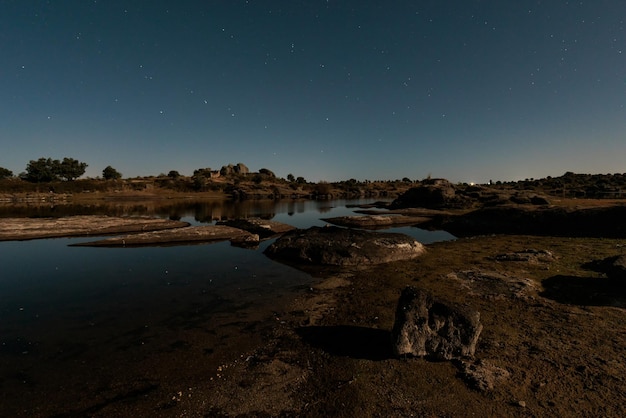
216;218;295;238
321;215;429;229
264;226;425;266
0;216;189;241
71;225;258;247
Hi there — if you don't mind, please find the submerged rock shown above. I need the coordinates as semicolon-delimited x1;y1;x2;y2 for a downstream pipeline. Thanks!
264;226;425;266
391;287;483;360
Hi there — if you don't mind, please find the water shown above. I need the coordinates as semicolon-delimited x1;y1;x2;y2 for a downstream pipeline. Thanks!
0;198;453;415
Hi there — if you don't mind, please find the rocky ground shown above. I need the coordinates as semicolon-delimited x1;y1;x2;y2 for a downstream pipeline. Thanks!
17;232;619;417
188;233;626;417
2;189;626;416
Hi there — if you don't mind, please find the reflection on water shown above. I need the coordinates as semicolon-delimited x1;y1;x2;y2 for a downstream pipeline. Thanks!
0;198;454;416
0;198;352;225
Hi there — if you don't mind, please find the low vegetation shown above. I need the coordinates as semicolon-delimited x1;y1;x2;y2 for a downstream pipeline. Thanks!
2;157;626;202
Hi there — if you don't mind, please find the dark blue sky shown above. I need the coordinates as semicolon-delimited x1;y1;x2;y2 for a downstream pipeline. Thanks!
1;0;625;182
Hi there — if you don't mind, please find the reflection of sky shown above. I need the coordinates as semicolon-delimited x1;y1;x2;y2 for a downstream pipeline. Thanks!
0;199;452;322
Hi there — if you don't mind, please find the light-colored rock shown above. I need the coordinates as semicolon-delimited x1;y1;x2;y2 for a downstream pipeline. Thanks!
392;287;483;360
459;359;510;391
71;225;257;247
0;216;189;241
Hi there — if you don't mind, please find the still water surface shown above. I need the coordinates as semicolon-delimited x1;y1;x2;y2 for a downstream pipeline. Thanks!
0;199;453;415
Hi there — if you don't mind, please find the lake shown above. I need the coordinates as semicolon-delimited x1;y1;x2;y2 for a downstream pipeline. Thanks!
0;198;453;416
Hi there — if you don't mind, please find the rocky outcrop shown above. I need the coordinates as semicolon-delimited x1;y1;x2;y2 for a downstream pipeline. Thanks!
391;287;483;360
0;216;189;241
390;179;552;210
264;226;425;266
321;215;429;229
217;218;295;238
440;205;626;238
220;163;250;176
391;179;470;209
71;225;259;247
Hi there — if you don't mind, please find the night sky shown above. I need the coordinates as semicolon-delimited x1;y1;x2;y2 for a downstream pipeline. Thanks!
1;1;625;182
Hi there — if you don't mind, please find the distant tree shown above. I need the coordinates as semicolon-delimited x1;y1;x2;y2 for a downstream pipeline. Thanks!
402;177;412;183
58;157;87;181
102;165;122;180
168;170;181;179
287;173;295;182
296;176;306;184
0;167;13;179
25;158;60;182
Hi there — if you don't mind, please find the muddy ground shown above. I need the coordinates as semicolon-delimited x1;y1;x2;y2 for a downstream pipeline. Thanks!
3;232;623;417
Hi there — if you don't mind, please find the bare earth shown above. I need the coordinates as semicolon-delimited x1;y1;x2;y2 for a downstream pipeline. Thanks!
1;214;625;416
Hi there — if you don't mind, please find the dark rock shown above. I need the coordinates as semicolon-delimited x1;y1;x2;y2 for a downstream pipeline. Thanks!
391;179;468;209
264;226;425;266
530;195;550;205
441;205;626;238
391;287;483;360
217;218;295;238
586;255;626;282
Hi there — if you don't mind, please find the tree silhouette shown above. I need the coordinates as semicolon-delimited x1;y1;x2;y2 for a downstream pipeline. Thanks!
0;167;13;179
25;158;59;182
58;157;87;181
103;165;122;180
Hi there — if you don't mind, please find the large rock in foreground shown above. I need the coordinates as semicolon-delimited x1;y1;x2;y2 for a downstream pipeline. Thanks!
264;226;425;266
392;287;483;360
